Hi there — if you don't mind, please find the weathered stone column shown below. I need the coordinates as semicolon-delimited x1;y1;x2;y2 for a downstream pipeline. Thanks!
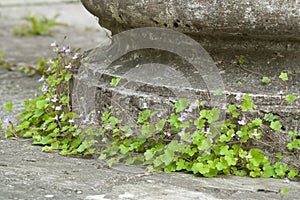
81;0;300;50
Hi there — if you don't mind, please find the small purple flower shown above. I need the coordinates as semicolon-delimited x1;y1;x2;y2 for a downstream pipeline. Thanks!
42;84;49;93
68;119;75;124
142;102;148;109
72;53;79;60
186;100;199;113
178;128;186;136
42;124;48;130
283;177;290;183
65;64;72;69
59;112;64;119
279;90;284;95
53;115;59;121
246;153;252;159
164;132;171;137
235;93;243;101
51;95;59;103
50;41;58;47
48;59;54;64
38;75;45;82
252;129;259;137
105;123;112;129
65;48;71;54
178;112;188;122
204;128;211;135
55;105;62;111
83;116;90;124
47;67;53;72
4;118;12;124
238;117;246;125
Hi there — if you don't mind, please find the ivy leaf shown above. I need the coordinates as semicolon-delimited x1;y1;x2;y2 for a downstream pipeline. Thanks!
156;119;166;131
110;77;121;87
240;94;254;111
239;57;245;65
64;73;72;81
279;72;288;81
288;169;298;178
274;162;289;178
270;121;282;131
215;89;223;95
280;188;289;195
144;150;154;161
36;100;48;109
264;113;276;122
140;124;155;138
262;77;270;83
5;103;13;112
262;165;274;178
251;118;262;127
176;159;186;171
275;153;283;159
160;150;174;166
138;109;151;123
288;131;298;137
285;94;296;103
174;99;189;113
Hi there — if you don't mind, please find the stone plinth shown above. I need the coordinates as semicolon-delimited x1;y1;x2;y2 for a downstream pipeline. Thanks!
81;0;300;50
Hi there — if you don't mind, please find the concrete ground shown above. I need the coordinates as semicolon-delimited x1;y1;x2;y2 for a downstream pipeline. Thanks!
0;1;299;200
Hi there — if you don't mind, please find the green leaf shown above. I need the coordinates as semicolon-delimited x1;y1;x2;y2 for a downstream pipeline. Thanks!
251;118;262;127
160;150;174;166
262;77;270;83
288;131;298;137
33;109;44;118
264;113;276;122
240;94;254;111
46;122;57;131
285;94;296;103
275;153;283;159
140;124;155;138
239;57;245;65
198;138;212;151
144;150;154;161
16;121;30;131
156;119;166;131
174;99;189;113
119;144;130;155
262;165;274;178
215;89;223;95
64;73;72;81
288;169;298;178
36;100;48;109
274;162;289;178
279;72;288;81
138;109;151;123
110;77;121;87
270;121;282;131
280;188;289;195
176;159;186;171
5;103;13;112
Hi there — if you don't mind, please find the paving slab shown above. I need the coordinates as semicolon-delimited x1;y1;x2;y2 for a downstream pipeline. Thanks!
0;1;106;65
